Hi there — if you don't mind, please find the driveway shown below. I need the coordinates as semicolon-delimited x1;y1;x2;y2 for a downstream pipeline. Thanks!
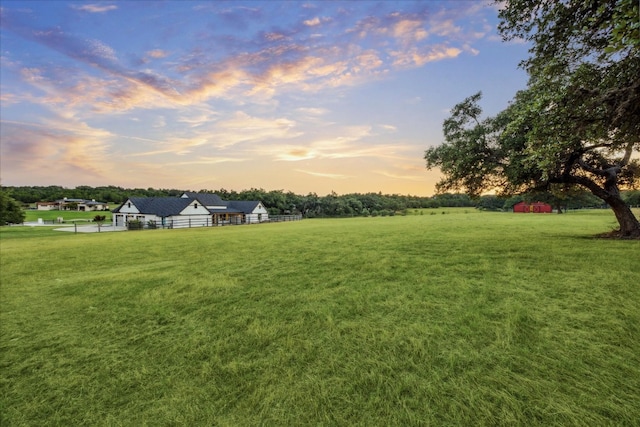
54;225;127;233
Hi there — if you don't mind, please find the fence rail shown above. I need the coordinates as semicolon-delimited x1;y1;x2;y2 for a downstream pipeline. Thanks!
268;215;303;222
126;214;302;230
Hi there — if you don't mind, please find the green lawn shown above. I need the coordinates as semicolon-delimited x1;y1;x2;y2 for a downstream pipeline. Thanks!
1;210;639;425
23;210;112;223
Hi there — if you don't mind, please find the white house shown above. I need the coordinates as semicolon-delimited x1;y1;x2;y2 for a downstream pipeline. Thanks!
111;192;269;229
36;198;110;211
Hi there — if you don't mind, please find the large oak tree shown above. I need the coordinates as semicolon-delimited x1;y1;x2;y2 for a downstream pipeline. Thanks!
426;0;640;238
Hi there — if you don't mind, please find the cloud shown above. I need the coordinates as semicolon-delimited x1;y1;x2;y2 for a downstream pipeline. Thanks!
261;124;413;163
185;68;250;103
0;12;185;102
272;146;318;161
355;51;383;72
86;39;118;61
209;111;301;148
392;19;428;43
295;169;351;179
428;19;462;38
0;119;112;179
246;55;342;97
375;170;427;181
304;17;321;27
173;156;245;166
177;110;219;128
13;68;179;116
0;92;21;106
71;4;118;13
20;31;178;101
296;107;329;116
390;45;462;68
132;111;302;157
147;49;169;59
1;1;499;127
303;16;331;27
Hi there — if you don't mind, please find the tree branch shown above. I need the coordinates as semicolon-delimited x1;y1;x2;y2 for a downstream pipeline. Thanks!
578;158;607;177
619;140;635;167
550;174;608;200
583;142;614;152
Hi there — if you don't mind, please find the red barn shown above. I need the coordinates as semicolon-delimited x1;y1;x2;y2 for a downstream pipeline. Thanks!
513;201;552;213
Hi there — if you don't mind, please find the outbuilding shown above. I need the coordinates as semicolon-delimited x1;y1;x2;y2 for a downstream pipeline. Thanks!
513;201;552;213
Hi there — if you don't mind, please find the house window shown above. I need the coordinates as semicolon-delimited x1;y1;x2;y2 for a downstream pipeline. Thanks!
127;202;131;208
194;203;198;209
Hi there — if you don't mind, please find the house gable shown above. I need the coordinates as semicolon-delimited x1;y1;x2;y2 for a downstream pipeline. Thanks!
181;192;227;209
113;198;141;214
227;200;266;214
178;198;210;215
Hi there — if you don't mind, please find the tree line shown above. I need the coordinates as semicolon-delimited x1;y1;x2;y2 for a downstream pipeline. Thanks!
3;185;637;223
2;185;472;217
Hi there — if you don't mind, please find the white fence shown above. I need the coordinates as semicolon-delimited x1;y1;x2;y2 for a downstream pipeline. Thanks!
127;214;302;230
268;215;303;222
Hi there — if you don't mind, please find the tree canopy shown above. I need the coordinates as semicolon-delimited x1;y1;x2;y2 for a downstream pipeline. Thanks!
426;0;640;238
0;188;26;225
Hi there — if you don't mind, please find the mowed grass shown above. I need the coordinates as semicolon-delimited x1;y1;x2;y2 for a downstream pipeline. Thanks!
23;210;111;223
1;210;639;426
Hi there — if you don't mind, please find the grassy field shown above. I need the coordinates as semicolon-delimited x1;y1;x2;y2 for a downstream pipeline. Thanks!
1;210;639;426
23;210;112;223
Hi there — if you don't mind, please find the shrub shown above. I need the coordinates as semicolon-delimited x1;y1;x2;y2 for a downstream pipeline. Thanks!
127;219;143;230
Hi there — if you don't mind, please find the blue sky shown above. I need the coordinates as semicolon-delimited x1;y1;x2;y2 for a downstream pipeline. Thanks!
0;1;529;196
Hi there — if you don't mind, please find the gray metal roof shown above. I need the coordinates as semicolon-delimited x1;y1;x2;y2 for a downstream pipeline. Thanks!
183;192;261;213
113;194;263;216
55;198;107;204
208;207;243;214
182;192;225;206
227;200;262;213
113;197;194;217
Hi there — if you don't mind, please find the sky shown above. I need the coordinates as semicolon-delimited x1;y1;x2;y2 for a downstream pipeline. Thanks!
0;1;530;196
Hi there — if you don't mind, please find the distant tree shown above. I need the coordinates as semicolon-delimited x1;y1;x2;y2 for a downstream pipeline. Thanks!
93;215;106;232
0;189;25;225
623;191;640;207
502;196;524;211
4;185;443;219
476;195;505;211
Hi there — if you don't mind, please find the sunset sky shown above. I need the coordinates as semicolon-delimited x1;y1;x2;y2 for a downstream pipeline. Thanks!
1;1;529;196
